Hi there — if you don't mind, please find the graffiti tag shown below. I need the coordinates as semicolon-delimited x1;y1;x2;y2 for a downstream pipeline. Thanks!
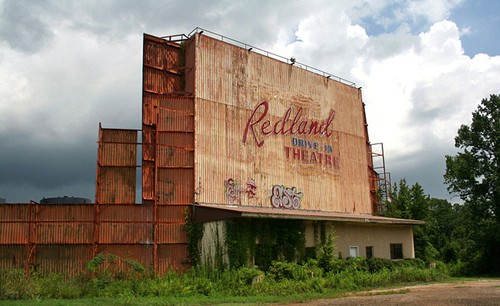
271;185;303;209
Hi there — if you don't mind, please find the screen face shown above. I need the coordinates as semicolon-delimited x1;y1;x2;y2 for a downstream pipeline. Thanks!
192;34;372;214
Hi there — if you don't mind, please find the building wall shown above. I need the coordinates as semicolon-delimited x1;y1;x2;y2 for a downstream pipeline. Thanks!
192;34;372;214
200;220;415;266
304;221;415;259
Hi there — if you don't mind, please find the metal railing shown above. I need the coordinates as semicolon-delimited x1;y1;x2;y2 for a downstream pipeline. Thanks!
182;27;356;87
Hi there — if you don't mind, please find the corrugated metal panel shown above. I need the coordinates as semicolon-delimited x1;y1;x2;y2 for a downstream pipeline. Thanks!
98;205;152;221
0;223;29;244
37;205;94;221
156;168;194;204
98;244;153;267
156;223;187;244
157;205;188;223
143;35;182;70
100;129;137;163
157;146;194;168
142;164;155;202
36;245;93;276
96;167;136;204
0;245;25;270
157;132;193;149
160;97;195;113
37;223;93;244
193;34;372;213
98;223;152;244
96;127;137;204
143;66;181;94
158;108;194;132
0;204;29;221
157;243;190;274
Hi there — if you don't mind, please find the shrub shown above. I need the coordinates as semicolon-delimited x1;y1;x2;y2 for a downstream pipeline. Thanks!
366;257;394;273
267;261;307;281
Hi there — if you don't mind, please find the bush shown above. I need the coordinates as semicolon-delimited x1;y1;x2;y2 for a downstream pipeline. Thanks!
267;261;307;281
0;269;38;300
366;257;394;272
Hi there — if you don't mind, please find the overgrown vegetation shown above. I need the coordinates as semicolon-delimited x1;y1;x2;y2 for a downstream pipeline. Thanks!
0;257;450;301
379;95;500;276
225;218;306;270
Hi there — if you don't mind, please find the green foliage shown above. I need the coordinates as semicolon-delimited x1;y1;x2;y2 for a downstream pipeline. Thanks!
317;226;336;272
382;179;438;264
444;94;500;275
184;207;204;266
0;258;451;301
225;218;306;270
268;261;308;281
86;252;145;274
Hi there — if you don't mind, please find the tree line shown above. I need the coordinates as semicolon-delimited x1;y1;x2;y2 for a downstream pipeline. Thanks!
380;94;500;275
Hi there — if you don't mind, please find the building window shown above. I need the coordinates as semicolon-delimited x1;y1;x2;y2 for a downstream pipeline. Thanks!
366;246;373;259
390;243;403;259
349;246;359;257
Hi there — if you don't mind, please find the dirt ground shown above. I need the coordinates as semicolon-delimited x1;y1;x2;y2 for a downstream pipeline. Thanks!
287;280;500;305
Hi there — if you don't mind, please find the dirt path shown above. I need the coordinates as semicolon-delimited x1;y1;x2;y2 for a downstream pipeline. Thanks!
287;280;500;305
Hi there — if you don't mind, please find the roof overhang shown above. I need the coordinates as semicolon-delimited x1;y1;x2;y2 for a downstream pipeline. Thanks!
192;204;424;225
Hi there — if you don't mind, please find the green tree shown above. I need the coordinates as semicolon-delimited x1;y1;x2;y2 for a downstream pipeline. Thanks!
444;94;500;274
383;179;438;263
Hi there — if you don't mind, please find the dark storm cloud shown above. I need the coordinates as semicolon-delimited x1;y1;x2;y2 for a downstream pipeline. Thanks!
0;133;96;188
0;135;97;202
390;149;459;203
0;0;54;53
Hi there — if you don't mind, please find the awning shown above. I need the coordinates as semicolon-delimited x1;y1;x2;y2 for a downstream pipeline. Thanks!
192;204;424;225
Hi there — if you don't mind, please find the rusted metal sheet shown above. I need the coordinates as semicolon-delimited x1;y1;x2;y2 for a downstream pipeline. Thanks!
0;223;29;244
158;108;194;132
96;126;138;204
98;204;153;222
36;245;93;276
99;128;137;165
160;97;195;112
192;33;373;213
37;223;93;244
143;66;181;94
37;205;94;221
98;223;152;244
157;205;188;223
155;223;187;244
0;245;25;270
156;168;194;204
157;243;190;274
0;204;29;221
96;167;137;204
98;244;153;266
157;132;193;150
143;34;182;70
157;146;194;168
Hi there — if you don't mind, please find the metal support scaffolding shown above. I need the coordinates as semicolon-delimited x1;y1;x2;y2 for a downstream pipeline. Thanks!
370;143;391;213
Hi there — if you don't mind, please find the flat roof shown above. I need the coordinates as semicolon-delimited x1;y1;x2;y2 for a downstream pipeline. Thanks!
193;204;424;225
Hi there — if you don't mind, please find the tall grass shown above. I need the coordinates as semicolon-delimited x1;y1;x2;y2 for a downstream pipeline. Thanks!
0;258;450;301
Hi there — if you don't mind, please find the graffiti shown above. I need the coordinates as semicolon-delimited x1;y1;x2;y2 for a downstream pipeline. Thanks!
224;178;258;203
224;178;243;204
194;177;204;198
246;179;257;199
271;185;303;209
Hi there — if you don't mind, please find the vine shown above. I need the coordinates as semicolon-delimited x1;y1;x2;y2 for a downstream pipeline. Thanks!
225;218;306;270
184;207;204;266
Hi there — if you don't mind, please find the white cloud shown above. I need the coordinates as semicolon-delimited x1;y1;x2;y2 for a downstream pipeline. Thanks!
406;0;464;23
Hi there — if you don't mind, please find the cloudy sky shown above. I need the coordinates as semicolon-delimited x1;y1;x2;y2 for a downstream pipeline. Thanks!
1;0;499;203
